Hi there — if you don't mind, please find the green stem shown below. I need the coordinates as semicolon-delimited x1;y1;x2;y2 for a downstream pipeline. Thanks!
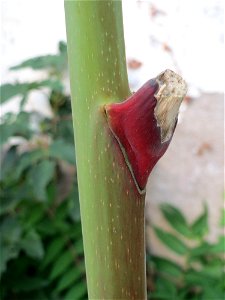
65;1;146;299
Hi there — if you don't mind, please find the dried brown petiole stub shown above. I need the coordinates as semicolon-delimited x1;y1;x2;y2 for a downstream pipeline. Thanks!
105;69;187;192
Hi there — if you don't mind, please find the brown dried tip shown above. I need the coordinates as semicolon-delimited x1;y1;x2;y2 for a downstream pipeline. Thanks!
154;69;188;143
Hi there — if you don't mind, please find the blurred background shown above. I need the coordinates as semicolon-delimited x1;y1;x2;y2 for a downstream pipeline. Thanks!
0;0;224;299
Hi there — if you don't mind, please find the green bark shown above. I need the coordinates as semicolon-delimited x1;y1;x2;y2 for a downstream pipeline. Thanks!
65;1;146;299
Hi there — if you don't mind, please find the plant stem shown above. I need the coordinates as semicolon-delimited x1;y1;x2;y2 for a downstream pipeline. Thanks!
65;1;146;299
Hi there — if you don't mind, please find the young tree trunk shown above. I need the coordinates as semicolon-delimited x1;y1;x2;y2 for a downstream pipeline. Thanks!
64;1;187;299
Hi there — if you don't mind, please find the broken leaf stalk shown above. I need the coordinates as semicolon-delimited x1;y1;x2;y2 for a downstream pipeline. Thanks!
105;69;187;192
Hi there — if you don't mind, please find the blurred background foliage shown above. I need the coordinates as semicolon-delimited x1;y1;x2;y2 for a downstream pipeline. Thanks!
0;42;224;300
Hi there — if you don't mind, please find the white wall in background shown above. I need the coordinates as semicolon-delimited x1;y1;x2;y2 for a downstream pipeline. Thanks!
122;0;224;93
1;0;66;83
1;0;224;94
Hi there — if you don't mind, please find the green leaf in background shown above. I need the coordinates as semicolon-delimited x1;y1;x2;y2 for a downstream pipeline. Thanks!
201;262;224;279
154;227;188;255
68;222;82;240
73;238;84;256
68;185;80;222
56;263;85;293
23;205;44;230
41;237;66;269
10;41;67;73
201;285;225;300
0;217;22;276
0;146;18;181
53;219;70;233
190;205;208;239
0;112;32;145
36;219;57;236
49;251;74;280
54;202;69;221
10;55;63;71
160;204;192;238
12;277;48;292
187;235;224;263
220;208;225;227
0;217;22;245
0;244;20;278
19;93;28;110
151;256;182;277
13;149;47;181
0;83;28;104
27;159;55;201
20;230;44;259
49;139;75;164
0;80;63;104
184;269;217;287
189;241;212;259
210;235;225;253
38;79;63;93
0;193;20;216
64;281;87;300
151;277;177;300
